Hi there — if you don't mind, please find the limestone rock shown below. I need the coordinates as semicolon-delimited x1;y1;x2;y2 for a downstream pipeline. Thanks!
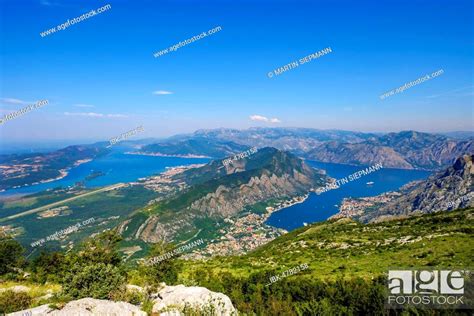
152;285;236;316
8;298;146;316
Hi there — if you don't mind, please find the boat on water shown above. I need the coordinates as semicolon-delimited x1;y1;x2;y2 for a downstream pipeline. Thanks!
303;222;308;226
366;181;374;185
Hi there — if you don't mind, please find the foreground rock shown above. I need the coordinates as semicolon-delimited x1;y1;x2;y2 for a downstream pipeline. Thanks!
153;285;236;315
8;298;146;316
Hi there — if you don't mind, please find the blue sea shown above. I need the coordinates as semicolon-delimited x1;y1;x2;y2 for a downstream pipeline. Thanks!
0;149;210;199
265;161;432;231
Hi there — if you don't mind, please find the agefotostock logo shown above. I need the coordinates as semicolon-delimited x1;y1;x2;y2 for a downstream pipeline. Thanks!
387;269;473;309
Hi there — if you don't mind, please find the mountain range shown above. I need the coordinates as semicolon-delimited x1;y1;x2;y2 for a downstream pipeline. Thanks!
138;137;250;158
1;128;472;192
139;128;473;170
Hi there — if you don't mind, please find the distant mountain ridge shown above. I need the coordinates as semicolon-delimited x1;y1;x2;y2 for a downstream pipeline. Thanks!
143;128;473;170
307;131;473;170
139;137;250;158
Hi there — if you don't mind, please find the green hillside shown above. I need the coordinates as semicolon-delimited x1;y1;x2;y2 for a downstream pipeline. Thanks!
177;208;474;314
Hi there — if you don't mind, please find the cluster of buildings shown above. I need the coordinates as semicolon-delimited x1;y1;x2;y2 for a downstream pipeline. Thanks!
331;192;401;220
137;165;203;202
37;206;71;219
185;212;284;258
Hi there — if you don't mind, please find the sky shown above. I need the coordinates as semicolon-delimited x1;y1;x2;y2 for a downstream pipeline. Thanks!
0;0;473;143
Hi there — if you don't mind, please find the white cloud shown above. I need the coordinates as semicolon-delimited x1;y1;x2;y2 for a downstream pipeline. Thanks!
250;115;268;122
153;90;173;95
250;115;281;123
74;104;95;108
64;112;128;118
39;0;60;6
1;98;29;105
64;112;104;117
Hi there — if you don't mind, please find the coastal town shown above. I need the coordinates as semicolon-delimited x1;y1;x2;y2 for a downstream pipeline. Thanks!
330;192;402;220
136;164;205;203
183;195;308;259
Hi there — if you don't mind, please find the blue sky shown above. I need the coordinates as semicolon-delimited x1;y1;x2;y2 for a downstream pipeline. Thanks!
0;0;472;142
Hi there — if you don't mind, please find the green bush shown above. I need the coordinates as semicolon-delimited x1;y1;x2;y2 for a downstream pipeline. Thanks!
0;290;32;314
0;237;24;275
30;251;66;283
62;263;126;299
138;241;181;286
109;288;145;305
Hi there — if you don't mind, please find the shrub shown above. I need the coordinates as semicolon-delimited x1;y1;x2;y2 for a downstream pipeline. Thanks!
0;237;25;275
62;263;126;299
0;290;32;314
109;288;145;305
138;241;181;286
30;251;66;283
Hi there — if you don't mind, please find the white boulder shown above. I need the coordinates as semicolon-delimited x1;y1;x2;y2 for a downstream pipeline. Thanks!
153;285;236;316
8;298;146;316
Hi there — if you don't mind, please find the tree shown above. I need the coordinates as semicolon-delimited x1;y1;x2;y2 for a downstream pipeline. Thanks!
0;237;24;275
139;241;181;286
60;230;126;299
30;251;65;283
71;230;123;266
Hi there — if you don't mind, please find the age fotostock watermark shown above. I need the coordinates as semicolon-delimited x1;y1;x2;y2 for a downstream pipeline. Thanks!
107;126;144;148
153;26;222;58
267;47;332;78
39;4;112;38
387;269;473;309
30;218;95;248
223;147;258;167
0;100;48;125
379;69;444;100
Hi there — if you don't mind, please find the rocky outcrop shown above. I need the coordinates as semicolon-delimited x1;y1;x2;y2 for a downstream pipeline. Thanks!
152;285;236;315
9;284;237;316
188;171;311;218
307;142;413;169
8;298;146;316
359;155;474;223
136;147;327;242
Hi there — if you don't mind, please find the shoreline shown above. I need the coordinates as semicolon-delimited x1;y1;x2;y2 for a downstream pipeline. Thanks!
266;193;310;219
1;158;93;194
186;192;311;259
125;151;211;159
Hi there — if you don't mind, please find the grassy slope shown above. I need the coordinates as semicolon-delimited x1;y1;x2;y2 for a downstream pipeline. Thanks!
179;208;473;281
